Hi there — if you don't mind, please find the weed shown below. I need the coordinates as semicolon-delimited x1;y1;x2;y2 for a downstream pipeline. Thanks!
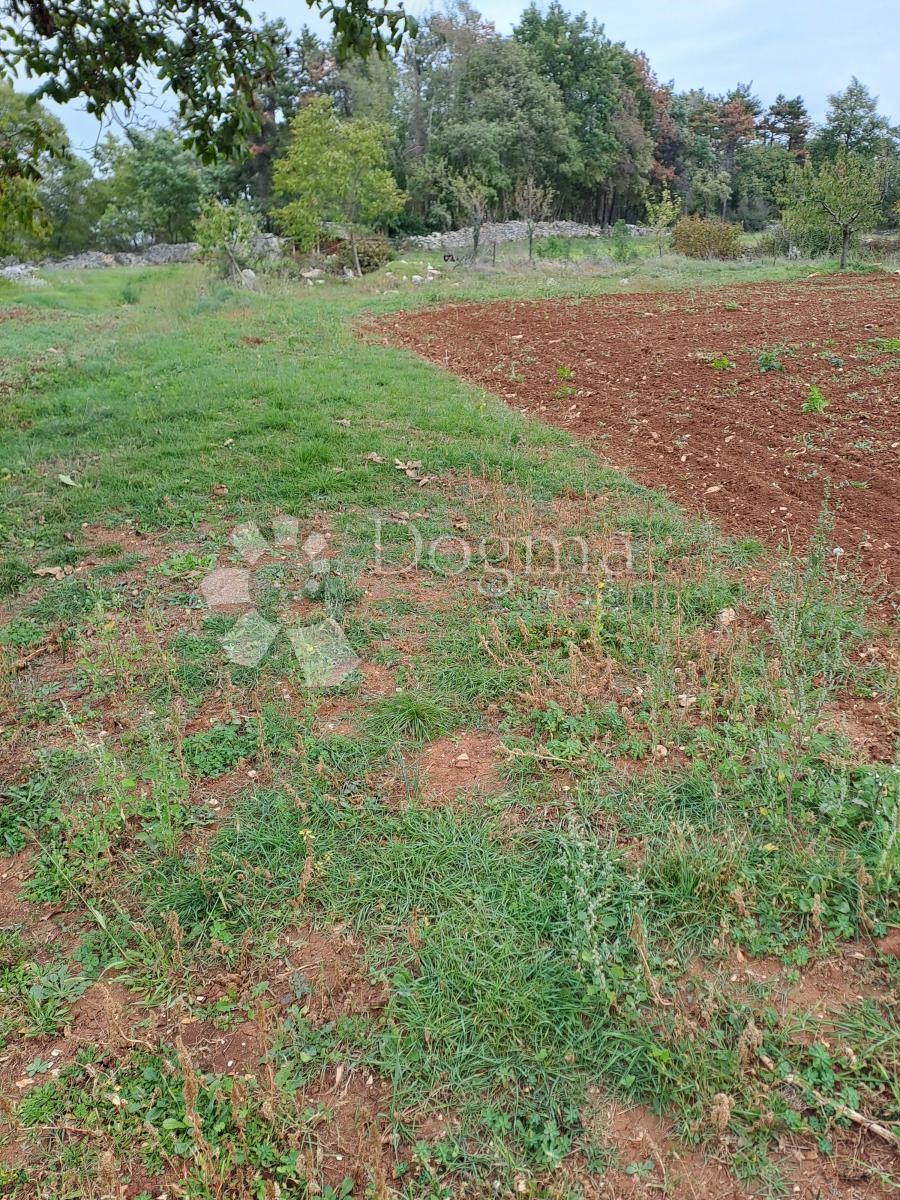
756;347;786;372
803;384;828;413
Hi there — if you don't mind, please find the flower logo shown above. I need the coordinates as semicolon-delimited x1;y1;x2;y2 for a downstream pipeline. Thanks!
199;518;359;686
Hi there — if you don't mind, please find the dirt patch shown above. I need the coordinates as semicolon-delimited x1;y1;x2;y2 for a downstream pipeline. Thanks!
416;730;505;804
375;274;900;588
279;924;389;1025
179;1016;266;1074
576;1095;753;1198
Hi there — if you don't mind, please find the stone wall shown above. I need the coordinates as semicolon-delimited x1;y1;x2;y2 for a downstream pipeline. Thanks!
406;219;621;250
0;234;284;282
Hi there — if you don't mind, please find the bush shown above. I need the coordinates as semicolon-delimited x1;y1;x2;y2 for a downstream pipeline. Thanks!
752;224;794;260
334;236;394;274
535;234;577;261
671;216;742;260
610;218;637;263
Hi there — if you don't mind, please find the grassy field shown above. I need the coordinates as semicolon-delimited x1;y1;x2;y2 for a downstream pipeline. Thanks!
0;259;897;1199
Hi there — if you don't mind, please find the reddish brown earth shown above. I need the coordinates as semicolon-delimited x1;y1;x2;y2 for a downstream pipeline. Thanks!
374;273;900;589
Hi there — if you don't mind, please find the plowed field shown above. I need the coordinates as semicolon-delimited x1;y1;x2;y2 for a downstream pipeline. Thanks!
377;273;900;587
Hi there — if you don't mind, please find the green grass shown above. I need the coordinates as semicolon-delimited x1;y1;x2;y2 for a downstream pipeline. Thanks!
0;260;897;1198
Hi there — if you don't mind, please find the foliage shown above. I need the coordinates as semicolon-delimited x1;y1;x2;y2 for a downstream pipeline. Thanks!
37;154;107;257
610;218;637;262
671;214;742;259
0;83;66;253
274;97;404;271
0;0;415;167
803;384;827;413
810;78;897;163
195;198;260;278
781;154;885;268
333;235;393;274
94;128;202;249
644;186;681;254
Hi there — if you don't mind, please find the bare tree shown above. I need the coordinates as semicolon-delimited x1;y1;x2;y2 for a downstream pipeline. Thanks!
514;174;555;264
453;173;491;262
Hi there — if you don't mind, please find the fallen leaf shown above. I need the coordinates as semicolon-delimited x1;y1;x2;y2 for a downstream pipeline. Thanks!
57;474;80;488
223;438;235;447
364;452;385;464
704;484;723;494
211;483;229;497
335;418;351;427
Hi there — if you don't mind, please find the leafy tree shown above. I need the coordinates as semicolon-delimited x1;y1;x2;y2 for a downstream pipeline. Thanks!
644;186;680;255
195;198;260;279
0;0;414;164
610;217;636;262
93;128;202;249
431;36;574;216
514;2;655;222
514;174;555;263
688;166;732;218
732;142;796;229
0;82;66;253
274;97;405;274
810;78;897;162
781;154;884;268
38;154;107;256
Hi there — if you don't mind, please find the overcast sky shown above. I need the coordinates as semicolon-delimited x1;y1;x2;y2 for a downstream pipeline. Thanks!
45;0;900;154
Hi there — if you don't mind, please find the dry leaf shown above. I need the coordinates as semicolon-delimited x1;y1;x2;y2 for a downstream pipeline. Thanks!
211;483;229;497
34;566;68;580
335;418;351;427
364;452;385;464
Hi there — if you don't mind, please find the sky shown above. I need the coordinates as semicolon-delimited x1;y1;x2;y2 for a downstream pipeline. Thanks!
43;0;900;154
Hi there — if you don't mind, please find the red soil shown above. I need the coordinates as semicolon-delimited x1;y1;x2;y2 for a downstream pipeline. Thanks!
375;273;900;589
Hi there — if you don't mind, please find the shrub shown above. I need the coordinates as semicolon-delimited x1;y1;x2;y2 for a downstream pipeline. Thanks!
610;218;637;262
535;234;577;261
753;224;794;260
671;216;742;260
333;236;394;274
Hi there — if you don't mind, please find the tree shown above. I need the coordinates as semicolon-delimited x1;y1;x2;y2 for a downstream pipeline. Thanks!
430;36;575;217
274;97;405;274
0;82;66;253
514;2;655;223
644;186;680;255
195;198;260;279
93;128;202;249
759;94;811;159
451;172;490;260
782;155;884;268
0;0;414;162
811;78;896;162
514;174;555;263
38;154;106;256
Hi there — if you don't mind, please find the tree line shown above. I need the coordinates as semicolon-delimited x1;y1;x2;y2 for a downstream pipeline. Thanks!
2;1;898;260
